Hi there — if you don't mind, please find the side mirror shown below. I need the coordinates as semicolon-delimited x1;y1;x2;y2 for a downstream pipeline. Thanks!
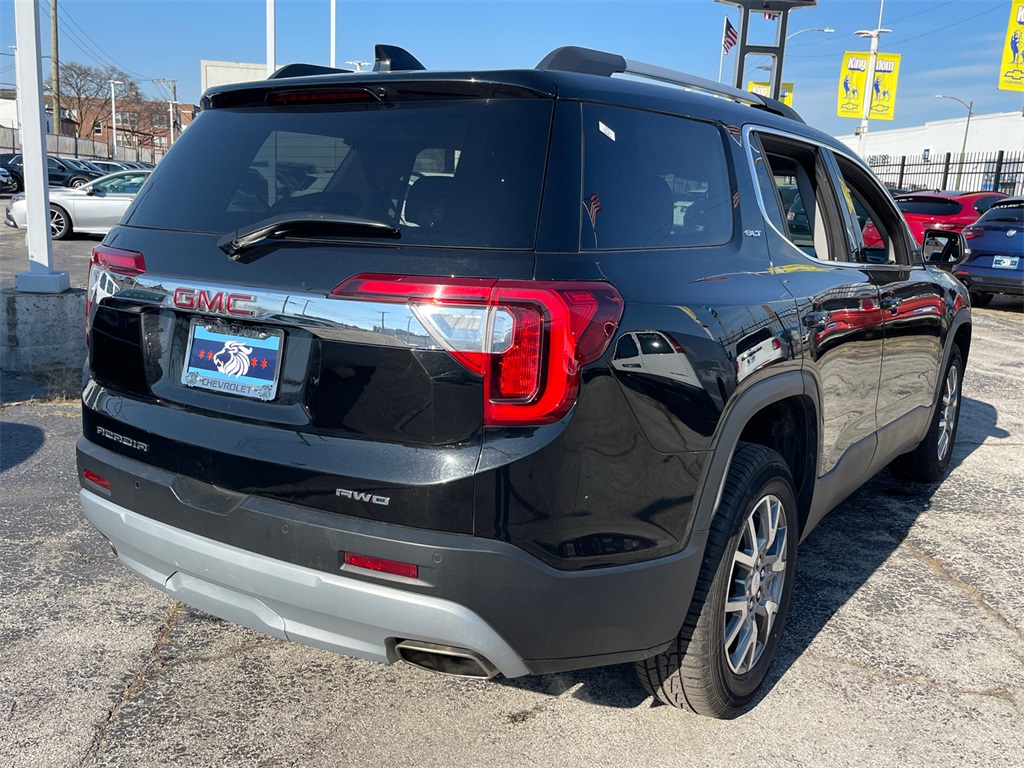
922;230;969;271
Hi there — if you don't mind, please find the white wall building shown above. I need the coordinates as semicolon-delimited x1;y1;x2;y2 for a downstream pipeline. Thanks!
200;61;268;95
837;111;1024;160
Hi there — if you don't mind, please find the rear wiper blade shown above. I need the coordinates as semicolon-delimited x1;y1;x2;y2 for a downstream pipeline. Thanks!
218;212;400;261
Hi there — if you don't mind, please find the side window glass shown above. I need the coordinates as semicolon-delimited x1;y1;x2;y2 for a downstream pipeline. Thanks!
833;154;913;266
755;135;842;261
637;332;673;355
614;334;640;360
581;105;732;250
750;140;786;234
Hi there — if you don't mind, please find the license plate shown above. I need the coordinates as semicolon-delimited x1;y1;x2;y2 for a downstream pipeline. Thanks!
181;321;283;401
993;255;1019;269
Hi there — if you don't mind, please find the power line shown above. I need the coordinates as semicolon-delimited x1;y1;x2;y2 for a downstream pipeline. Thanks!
60;4;159;81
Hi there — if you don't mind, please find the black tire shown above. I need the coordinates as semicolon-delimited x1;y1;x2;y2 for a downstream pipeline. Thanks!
9;173;23;193
889;346;963;483
969;291;992;308
635;443;798;718
69;177;89;188
50;205;72;240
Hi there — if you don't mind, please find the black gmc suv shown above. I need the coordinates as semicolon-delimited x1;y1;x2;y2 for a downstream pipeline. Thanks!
77;45;971;718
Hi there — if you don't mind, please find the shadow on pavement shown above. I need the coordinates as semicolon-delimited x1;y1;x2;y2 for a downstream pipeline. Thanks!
499;395;1007;711
0;420;46;472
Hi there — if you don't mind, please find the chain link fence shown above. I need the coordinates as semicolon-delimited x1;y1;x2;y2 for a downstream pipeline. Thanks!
865;151;1023;197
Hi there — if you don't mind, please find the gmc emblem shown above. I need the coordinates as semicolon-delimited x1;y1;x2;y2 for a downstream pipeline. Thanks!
173;288;255;317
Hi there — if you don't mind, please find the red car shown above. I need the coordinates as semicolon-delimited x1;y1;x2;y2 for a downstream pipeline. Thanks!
890;191;1007;245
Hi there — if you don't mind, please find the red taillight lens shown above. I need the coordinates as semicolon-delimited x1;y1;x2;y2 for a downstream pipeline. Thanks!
963;226;983;239
343;552;418;579
86;246;146;344
91;245;146;276
331;275;624;426
266;88;378;106
924;222;957;231
83;469;110;491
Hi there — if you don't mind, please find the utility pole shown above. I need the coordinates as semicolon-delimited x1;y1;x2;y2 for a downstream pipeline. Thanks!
50;0;58;137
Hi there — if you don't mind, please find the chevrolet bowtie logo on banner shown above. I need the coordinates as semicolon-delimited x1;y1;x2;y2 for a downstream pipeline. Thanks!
999;0;1024;91
837;52;901;121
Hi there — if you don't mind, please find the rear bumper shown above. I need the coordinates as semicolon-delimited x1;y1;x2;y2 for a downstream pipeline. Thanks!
81;488;532;676
956;269;1023;296
77;438;706;676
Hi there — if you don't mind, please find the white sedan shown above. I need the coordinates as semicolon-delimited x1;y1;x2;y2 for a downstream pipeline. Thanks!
4;169;151;240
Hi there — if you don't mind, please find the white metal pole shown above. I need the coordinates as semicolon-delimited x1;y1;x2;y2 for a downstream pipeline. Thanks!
168;100;175;145
109;79;121;160
857;0;887;157
718;15;727;83
13;0;68;293
330;0;336;68
266;0;276;77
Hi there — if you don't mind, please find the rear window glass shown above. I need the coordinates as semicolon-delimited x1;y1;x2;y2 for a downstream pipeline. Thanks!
895;197;962;216
581;105;732;250
127;99;552;249
977;203;1024;224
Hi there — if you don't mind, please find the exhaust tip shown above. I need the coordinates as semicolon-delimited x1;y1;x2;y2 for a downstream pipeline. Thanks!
395;640;499;679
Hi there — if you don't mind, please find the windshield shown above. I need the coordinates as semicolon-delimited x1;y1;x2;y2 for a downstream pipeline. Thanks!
977;203;1024;224
127;99;553;249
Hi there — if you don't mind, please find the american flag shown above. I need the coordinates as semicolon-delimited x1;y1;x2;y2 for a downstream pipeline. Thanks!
723;18;738;54
585;193;602;229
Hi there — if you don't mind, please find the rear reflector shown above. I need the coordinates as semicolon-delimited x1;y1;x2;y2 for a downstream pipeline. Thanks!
343;552;419;579
331;275;624;426
83;469;111;491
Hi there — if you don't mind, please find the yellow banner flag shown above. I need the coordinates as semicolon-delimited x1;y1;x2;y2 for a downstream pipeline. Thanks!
837;52;901;121
748;81;794;107
998;0;1024;91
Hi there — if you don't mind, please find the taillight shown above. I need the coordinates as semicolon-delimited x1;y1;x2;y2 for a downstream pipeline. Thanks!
924;222;957;231
331;275;624;426
87;245;146;344
963;226;984;239
91;245;146;276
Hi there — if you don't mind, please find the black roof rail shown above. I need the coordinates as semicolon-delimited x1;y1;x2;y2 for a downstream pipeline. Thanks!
536;45;805;124
268;63;352;79
373;44;426;73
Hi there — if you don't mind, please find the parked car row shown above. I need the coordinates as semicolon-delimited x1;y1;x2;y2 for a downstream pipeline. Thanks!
4;169;152;239
0;153;154;193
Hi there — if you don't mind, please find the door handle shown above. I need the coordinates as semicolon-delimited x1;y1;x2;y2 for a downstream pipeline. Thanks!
880;296;900;315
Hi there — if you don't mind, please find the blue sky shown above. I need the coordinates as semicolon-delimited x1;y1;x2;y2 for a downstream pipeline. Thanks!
1;0;1021;138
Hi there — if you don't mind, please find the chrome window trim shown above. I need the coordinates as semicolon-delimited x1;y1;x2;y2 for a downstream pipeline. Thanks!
742;123;919;267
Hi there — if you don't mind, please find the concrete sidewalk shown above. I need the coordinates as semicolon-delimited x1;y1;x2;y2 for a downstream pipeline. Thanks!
1;302;1022;767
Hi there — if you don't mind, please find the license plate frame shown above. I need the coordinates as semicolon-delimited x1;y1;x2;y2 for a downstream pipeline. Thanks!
993;255;1019;270
181;320;284;401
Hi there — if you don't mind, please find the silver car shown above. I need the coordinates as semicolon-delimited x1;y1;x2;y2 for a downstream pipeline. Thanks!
4;170;151;239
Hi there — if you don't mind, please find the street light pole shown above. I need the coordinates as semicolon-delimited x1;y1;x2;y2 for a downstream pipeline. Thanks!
108;79;122;160
855;0;890;158
935;94;974;192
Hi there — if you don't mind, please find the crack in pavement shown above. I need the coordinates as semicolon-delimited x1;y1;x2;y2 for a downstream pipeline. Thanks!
904;543;1024;648
803;651;1019;707
77;601;185;767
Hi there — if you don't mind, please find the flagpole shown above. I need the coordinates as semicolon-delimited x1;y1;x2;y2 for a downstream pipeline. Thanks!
718;15;727;83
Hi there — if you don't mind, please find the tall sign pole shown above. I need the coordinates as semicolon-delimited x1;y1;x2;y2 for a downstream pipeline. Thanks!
715;0;818;101
13;0;69;294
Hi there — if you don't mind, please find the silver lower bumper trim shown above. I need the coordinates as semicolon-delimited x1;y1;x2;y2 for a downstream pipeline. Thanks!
80;489;530;677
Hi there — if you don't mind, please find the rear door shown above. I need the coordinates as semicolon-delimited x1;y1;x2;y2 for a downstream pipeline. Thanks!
748;129;884;518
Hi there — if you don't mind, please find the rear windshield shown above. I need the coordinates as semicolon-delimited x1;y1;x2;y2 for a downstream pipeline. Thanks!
127;99;553;249
977;203;1024;224
895;197;962;217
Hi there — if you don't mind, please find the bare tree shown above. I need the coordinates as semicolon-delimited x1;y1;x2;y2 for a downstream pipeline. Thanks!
49;62;139;138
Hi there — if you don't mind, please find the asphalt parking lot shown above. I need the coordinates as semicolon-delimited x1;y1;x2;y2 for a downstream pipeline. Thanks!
2;205;1023;766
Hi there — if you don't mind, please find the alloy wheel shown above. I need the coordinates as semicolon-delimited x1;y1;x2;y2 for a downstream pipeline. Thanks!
937;364;960;462
50;208;67;238
723;493;788;675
